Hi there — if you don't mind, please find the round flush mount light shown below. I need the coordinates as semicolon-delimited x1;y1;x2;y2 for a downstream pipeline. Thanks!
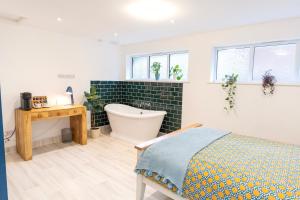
126;0;177;21
57;17;62;22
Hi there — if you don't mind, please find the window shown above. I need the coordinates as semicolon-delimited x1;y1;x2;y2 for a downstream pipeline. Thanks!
216;48;251;82
127;51;189;81
132;56;148;79
253;44;297;82
213;40;300;84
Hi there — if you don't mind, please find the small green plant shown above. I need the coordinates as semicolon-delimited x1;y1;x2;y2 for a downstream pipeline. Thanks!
151;62;161;80
170;65;183;80
221;74;238;111
83;86;104;128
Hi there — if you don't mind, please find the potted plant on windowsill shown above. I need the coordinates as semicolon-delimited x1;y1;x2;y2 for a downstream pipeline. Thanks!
83;86;104;138
170;65;183;81
151;62;161;80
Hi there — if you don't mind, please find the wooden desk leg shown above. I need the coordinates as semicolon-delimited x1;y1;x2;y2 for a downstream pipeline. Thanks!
70;113;87;145
16;110;32;161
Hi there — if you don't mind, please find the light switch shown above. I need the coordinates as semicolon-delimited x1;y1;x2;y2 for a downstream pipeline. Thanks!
57;74;76;79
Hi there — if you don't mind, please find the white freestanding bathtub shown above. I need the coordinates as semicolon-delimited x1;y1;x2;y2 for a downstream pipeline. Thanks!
104;104;167;144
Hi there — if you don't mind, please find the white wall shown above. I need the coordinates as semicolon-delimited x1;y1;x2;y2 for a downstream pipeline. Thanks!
120;18;300;145
0;22;120;147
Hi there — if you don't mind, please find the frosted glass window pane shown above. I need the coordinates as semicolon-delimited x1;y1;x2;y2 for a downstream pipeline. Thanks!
217;48;250;81
132;57;148;79
170;53;189;80
150;55;168;80
253;44;296;82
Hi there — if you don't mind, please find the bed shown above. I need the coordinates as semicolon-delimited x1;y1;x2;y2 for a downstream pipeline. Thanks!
134;123;300;200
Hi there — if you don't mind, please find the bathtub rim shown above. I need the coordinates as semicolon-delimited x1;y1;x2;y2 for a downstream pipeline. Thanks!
104;103;167;119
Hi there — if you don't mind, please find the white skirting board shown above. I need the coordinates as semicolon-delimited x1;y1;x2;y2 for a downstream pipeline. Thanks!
5;135;62;154
5;125;111;154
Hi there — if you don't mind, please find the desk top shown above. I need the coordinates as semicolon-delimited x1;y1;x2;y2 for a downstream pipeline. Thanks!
18;105;85;113
16;105;86;121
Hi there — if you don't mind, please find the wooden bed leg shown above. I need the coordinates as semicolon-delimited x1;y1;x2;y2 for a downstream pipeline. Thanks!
136;174;146;200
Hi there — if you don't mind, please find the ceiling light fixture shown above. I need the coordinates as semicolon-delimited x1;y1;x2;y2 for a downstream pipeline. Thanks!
127;0;176;21
57;17;62;22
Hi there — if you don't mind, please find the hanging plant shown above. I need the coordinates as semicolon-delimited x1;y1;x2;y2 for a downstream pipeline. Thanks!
262;70;276;95
221;74;238;111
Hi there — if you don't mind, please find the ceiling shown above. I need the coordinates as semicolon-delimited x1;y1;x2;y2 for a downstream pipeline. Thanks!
0;0;300;45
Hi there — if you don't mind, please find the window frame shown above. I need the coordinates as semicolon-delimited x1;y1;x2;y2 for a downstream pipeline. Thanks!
212;39;300;84
128;51;189;81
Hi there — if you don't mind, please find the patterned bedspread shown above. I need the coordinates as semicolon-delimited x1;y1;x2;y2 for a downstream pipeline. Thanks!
182;134;300;200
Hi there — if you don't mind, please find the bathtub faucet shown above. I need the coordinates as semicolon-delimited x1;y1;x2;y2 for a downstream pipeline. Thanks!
139;102;151;109
144;102;151;108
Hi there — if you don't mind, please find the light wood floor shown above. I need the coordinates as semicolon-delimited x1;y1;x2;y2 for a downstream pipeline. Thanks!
6;135;171;200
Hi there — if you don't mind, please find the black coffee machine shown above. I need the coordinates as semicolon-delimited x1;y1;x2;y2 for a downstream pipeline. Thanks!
20;92;32;111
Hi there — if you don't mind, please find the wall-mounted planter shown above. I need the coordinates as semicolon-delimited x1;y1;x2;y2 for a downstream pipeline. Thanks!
262;70;276;95
222;74;238;111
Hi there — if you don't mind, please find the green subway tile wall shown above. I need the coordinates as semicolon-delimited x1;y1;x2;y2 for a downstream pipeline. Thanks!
91;81;183;133
91;81;122;127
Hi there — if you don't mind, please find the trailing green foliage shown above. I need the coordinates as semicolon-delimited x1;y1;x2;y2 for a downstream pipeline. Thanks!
221;74;238;111
83;86;104;128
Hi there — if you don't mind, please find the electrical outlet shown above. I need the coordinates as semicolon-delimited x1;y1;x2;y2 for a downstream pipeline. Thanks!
57;74;76;79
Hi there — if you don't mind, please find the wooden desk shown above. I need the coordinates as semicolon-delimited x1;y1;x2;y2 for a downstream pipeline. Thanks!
16;105;87;161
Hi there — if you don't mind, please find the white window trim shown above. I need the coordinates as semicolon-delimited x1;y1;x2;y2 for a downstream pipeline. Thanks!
128;51;189;82
211;39;300;84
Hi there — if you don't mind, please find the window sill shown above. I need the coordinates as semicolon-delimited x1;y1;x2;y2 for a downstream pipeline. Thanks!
209;81;300;87
125;79;190;83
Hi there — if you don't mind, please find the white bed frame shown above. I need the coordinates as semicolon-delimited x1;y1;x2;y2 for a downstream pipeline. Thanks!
135;123;202;200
